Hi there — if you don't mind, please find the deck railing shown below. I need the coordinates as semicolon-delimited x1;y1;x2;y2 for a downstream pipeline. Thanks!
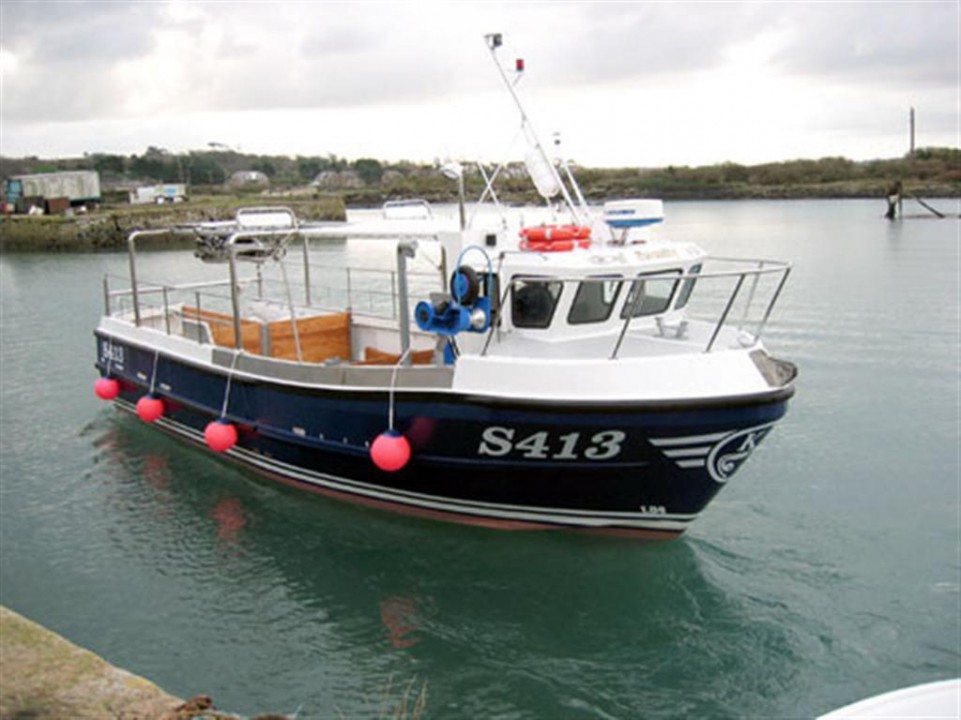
104;266;441;321
104;218;790;363
102;260;443;358
104;255;789;360
480;257;791;358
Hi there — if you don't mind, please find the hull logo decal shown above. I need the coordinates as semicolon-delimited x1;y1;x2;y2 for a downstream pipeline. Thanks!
706;424;774;483
650;424;774;483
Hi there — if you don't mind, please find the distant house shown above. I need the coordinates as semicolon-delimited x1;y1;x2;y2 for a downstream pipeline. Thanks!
310;170;362;189
227;171;269;188
3;170;101;214
129;183;188;204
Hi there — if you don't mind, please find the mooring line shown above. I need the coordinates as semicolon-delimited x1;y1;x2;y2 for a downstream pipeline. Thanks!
220;350;242;419
148;350;160;394
387;348;412;430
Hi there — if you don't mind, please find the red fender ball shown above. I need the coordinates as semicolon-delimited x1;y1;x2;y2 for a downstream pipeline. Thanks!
204;420;238;453
136;395;165;423
94;377;120;400
371;430;411;472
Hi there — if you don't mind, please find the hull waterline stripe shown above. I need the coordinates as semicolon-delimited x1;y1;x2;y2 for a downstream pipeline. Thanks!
248;467;682;539
234;446;695;529
113;400;696;531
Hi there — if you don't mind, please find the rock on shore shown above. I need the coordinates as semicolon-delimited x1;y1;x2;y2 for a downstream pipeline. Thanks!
0;605;184;718
0;605;303;719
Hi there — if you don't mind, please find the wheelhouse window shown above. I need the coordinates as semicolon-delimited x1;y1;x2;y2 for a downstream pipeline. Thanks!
620;271;680;318
511;277;563;329
568;276;623;325
675;264;701;310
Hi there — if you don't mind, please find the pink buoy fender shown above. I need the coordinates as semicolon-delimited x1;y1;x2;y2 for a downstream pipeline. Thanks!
204;419;238;453
136;395;165;423
371;430;411;472
94;377;120;400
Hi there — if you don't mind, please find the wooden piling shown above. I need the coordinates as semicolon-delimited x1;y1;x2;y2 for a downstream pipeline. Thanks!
885;180;903;220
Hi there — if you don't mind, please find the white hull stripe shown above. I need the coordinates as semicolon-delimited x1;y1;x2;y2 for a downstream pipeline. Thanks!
650;431;733;473
649;432;729;447
118;403;697;531
662;446;713;458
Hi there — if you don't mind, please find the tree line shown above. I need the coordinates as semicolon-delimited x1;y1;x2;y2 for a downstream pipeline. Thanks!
1;146;957;201
0;146;392;187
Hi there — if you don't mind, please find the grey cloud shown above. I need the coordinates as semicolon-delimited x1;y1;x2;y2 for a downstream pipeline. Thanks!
527;3;956;92
506;3;791;87
298;25;382;58
772;4;958;88
2;1;160;64
3;1;957;131
200;5;470;111
3;2;768;125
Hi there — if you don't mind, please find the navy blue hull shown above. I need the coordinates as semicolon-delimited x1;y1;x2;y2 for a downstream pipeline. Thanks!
96;333;791;536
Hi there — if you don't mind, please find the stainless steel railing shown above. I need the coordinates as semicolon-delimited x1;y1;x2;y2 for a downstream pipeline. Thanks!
480;257;791;358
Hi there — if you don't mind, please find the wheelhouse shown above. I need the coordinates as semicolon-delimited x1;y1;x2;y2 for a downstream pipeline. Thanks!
482;236;709;342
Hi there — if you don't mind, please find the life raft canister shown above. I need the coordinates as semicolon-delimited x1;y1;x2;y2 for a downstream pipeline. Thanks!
519;224;592;252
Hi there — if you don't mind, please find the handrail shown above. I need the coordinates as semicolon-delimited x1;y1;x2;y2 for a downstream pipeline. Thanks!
116;218;791;363
107;278;236;298
755;265;792;340
383;199;433;220
480;257;792;358
127;227;199;326
704;274;746;353
224;226;299;350
123;207;300;341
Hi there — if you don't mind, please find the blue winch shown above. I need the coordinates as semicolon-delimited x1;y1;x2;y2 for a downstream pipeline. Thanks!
415;247;492;342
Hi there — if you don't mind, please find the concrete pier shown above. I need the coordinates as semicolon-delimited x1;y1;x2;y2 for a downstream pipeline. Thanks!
1;605;191;719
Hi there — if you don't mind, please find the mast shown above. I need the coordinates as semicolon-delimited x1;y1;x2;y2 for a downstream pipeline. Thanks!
483;33;589;225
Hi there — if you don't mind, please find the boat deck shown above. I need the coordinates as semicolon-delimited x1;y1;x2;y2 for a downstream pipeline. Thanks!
480;320;747;360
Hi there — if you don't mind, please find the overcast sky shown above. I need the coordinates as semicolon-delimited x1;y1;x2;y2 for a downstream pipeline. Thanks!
1;1;957;168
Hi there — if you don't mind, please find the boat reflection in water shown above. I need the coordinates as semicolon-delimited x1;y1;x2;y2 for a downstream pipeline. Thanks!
91;415;804;717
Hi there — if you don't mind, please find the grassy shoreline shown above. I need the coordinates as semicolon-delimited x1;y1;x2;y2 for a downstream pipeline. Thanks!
0;195;346;252
342;178;960;207
0;188;956;252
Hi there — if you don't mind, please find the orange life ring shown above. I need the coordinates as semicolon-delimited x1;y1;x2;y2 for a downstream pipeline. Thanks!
519;225;592;251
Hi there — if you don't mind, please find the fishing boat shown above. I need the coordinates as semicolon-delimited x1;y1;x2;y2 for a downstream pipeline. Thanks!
92;34;797;539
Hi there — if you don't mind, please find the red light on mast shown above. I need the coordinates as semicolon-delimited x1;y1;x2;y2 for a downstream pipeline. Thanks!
515;58;525;72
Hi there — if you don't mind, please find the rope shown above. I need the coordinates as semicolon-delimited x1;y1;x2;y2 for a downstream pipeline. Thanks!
147;350;160;394
387;347;412;430
278;260;303;362
220;350;242;419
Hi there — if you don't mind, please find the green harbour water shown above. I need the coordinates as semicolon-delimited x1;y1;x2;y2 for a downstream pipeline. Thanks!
1;199;958;718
